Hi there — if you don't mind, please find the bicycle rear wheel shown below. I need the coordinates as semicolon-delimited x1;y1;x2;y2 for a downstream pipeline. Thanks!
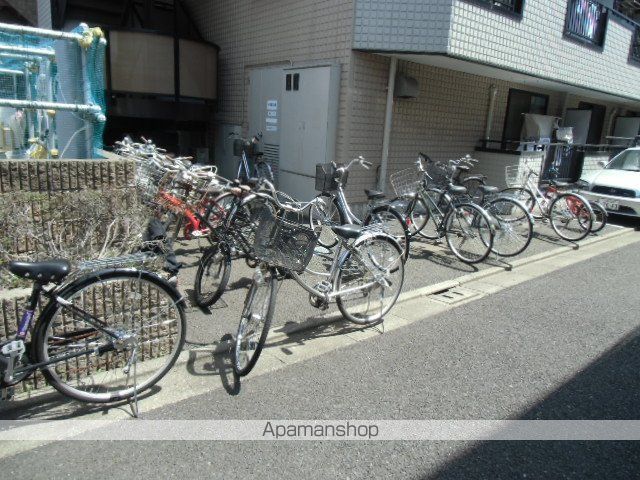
194;243;232;307
444;203;494;264
335;234;405;325
35;270;186;403
484;196;533;257
234;266;277;376
549;193;593;242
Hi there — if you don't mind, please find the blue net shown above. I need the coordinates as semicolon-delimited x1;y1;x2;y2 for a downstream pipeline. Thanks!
0;23;107;159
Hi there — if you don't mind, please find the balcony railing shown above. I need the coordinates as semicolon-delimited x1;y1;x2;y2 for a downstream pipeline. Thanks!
564;0;608;47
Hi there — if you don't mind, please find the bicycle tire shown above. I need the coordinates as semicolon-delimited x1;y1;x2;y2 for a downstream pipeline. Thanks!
406;195;429;238
194;243;232;307
462;177;485;204
484;196;533;257
589;201;608;233
416;189;446;240
500;187;542;220
233;267;277;376
335;233;405;325
34;269;186;403
444;203;494;264
549;192;593;242
309;194;344;249
364;204;410;261
253;161;274;183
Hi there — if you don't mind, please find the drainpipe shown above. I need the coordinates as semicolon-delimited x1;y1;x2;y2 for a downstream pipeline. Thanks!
378;56;397;192
484;84;498;145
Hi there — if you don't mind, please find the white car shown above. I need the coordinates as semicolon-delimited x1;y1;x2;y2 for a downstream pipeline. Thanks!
579;147;640;217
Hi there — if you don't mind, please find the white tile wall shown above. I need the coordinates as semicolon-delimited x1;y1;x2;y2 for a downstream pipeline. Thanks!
449;0;640;101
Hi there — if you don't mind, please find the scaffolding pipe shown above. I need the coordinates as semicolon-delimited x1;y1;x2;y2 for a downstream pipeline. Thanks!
0;45;55;58
0;68;24;76
0;22;83;41
0;98;101;114
0;52;45;61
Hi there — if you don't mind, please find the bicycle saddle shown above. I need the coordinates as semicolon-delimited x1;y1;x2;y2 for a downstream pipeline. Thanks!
550;179;572;188
447;183;468;195
331;224;363;240
8;259;70;283
364;189;385;200
479;185;499;194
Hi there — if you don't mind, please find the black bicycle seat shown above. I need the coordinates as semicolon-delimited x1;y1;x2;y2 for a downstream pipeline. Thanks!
331;224;363;240
364;189;386;200
479;185;499;194
447;184;468;195
8;259;70;283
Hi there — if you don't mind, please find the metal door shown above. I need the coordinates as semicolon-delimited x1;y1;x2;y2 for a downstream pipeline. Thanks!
249;68;282;182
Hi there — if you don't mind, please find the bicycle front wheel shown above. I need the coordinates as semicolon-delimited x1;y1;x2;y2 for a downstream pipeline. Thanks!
364;205;410;260
549;193;593;242
194;243;232;307
589;201;608;233
500;187;542;219
335;234;405;325
34;270;186;403
484;196;533;257
444;203;494;264
234;267;277;376
253;161;274;183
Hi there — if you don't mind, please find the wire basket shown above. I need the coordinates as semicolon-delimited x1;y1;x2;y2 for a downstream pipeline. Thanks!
253;208;319;273
390;167;422;197
135;157;171;206
424;162;450;188
505;165;528;188
154;171;214;214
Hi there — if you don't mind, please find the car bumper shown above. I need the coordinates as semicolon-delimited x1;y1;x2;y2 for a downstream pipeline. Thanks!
579;190;640;217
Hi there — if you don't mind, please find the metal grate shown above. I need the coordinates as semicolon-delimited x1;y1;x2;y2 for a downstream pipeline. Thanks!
565;0;608;47
262;143;280;185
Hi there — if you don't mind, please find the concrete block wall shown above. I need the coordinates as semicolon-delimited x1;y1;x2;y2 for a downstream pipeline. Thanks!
449;0;640;102
182;0;356;163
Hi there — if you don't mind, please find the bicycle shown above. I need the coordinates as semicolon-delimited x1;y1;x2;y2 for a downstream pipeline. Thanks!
229;132;274;183
1;259;186;412
233;196;405;376
308;157;410;260
417;154;534;258
399;156;496;264
501;160;594;242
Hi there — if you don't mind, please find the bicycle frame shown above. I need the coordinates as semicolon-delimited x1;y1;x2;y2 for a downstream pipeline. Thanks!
4;282;124;382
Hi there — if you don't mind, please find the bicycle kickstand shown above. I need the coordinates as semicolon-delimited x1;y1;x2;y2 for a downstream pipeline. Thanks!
125;347;140;418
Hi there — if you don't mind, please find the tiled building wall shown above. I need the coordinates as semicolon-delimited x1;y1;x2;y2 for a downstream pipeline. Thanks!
182;0;356;162
353;0;452;52
449;0;640;102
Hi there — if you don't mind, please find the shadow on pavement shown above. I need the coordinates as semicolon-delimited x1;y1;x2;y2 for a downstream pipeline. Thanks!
426;326;640;479
185;334;240;396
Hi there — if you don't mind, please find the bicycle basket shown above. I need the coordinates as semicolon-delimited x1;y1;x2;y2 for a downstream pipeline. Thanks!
134;157;169;206
315;163;347;191
424;162;450;188
504;165;527;188
390;167;421;197
253;208;319;273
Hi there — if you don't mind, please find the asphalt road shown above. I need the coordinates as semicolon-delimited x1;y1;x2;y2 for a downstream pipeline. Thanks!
2;233;640;479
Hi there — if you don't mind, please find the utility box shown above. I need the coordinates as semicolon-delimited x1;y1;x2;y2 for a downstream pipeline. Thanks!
394;73;419;99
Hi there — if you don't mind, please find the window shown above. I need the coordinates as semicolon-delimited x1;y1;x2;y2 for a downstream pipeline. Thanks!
564;0;608;47
502;89;549;144
464;0;524;17
285;73;300;91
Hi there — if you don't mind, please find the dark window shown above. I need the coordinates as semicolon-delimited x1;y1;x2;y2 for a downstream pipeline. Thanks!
293;73;300;91
631;27;640;64
578;102;606;144
463;0;524;16
502;89;549;144
285;74;292;91
564;0;608;47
